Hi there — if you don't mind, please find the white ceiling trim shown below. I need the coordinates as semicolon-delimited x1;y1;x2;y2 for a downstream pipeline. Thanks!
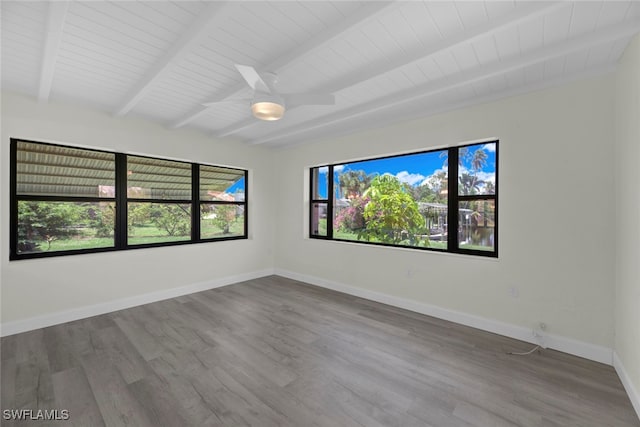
38;1;70;102
251;20;640;145
170;1;399;130
113;2;228;117
216;1;566;138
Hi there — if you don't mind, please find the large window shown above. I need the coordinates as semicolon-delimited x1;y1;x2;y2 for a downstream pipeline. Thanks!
310;141;498;257
10;139;248;260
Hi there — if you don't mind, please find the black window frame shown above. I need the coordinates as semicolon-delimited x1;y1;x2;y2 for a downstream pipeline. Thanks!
309;141;498;258
198;164;248;242
10;138;248;260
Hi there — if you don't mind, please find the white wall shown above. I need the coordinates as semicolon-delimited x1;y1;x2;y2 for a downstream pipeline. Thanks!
615;34;640;413
274;74;616;352
0;92;275;327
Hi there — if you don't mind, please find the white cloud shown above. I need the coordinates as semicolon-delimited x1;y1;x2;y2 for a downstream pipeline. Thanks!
318;166;328;174
476;171;495;184
334;165;345;172
419;167;448;187
419;167;449;191
396;171;426;186
458;166;495;184
482;143;496;153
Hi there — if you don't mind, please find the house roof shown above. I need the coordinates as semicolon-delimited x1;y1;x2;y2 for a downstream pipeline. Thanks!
15;140;243;198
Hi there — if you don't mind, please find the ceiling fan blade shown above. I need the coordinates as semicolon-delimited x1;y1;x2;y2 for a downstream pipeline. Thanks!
235;64;271;93
284;93;335;108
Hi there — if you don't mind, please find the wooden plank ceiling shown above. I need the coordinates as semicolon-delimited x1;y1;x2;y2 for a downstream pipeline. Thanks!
2;1;639;147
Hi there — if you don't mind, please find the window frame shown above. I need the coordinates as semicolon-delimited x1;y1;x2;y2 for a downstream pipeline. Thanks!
309;141;498;258
309;165;334;239
198;164;248;242
123;154;194;247
10;138;248;260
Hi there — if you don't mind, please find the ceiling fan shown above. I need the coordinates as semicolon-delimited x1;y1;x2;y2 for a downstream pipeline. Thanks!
203;64;335;121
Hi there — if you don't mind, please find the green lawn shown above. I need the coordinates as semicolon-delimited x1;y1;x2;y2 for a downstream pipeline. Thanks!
25;219;246;254
201;218;244;239
43;236;115;251
30;219;488;254
319;219;448;249
459;243;493;251
333;228;491;251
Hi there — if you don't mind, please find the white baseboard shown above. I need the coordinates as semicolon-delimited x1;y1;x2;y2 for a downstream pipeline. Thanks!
0;268;275;337
614;352;640;420
1;266;615;368
274;268;613;366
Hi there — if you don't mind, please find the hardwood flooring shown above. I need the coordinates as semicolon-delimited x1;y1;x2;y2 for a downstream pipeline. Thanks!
1;275;638;426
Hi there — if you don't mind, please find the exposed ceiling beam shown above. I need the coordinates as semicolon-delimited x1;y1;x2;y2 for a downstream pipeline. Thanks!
250;20;640;145
171;1;399;130
113;2;228;117
214;117;256;138
271;64;617;148
38;1;70;102
215;1;565;138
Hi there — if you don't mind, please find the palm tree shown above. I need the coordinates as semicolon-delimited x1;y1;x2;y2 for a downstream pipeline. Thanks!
338;170;374;199
459;173;484;196
471;149;488;173
484;181;495;194
439;147;468;168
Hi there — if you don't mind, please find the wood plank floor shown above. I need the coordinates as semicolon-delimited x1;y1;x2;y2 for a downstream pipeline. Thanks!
2;275;638;427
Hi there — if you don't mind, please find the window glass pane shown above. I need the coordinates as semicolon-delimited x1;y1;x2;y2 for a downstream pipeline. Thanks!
128;203;191;245
458;200;495;251
421;204;448;250
17;201;115;254
200;204;245;239
200;165;245;201
311;202;327;236
312;167;328;200
458;143;496;196
127;156;191;200
16;141;115;198
331;150;447;248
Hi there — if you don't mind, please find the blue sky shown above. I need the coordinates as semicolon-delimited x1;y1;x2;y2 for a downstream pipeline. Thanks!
317;142;496;198
227;176;245;194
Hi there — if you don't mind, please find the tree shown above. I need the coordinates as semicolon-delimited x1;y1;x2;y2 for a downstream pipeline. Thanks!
484;181;495;194
18;201;84;250
459;172;484;196
211;205;237;234
439;147;468;168
334;195;368;233
471;148;488;172
337;170;374;199
458;147;488;195
128;204;151;227
406;183;435;203
93;203;115;237
411;171;449;203
151;205;190;236
361;175;425;244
